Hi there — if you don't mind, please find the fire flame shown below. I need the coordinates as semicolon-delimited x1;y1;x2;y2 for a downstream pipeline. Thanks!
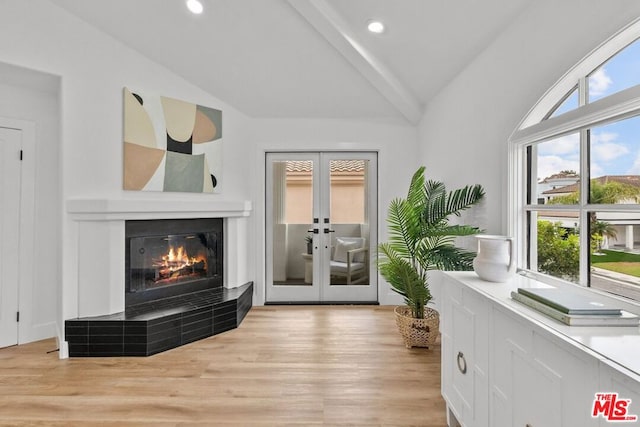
155;245;206;274
165;246;187;264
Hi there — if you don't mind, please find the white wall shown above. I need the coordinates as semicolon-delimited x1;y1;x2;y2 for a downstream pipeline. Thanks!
0;0;253;349
0;66;60;343
251;118;419;305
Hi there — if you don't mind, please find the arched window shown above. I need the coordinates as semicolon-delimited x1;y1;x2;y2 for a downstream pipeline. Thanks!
510;19;640;301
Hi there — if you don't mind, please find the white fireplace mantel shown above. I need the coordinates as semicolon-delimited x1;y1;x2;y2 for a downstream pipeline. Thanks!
66;198;252;220
65;197;252;320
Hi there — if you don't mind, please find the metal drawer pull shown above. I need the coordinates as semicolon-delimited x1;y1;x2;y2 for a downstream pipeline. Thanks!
456;351;467;374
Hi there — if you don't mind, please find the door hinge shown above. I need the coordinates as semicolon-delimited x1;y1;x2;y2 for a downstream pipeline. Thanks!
19;150;23;160
16;311;20;322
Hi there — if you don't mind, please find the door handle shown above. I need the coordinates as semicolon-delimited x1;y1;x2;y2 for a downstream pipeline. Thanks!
308;229;319;234
323;229;335;234
457;351;467;374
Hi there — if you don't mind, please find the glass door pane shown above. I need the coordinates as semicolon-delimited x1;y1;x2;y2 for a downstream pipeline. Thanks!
266;154;320;302
328;159;368;286
323;153;378;302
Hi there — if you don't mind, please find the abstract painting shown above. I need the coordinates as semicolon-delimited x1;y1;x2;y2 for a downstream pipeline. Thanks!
123;88;222;193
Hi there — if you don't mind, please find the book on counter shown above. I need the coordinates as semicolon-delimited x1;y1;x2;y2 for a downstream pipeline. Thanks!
510;290;640;327
516;287;622;315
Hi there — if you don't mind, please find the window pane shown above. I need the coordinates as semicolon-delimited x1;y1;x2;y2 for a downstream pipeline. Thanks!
329;160;365;224
590;211;640;300
532;133;580;205
589;115;640;204
530;211;580;283
547;88;579;119
284;160;313;224
588;38;640;103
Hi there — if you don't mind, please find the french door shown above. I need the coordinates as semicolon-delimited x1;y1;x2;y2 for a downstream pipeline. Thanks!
265;152;378;303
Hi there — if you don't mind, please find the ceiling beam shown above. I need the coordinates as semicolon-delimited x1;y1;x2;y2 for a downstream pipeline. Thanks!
287;0;423;124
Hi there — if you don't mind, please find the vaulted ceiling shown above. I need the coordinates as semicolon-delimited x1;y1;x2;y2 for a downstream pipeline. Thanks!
50;0;533;124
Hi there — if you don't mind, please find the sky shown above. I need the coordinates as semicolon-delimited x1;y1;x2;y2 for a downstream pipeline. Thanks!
537;38;640;181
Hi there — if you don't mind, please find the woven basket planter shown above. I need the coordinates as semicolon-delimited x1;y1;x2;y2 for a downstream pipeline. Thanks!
394;306;440;349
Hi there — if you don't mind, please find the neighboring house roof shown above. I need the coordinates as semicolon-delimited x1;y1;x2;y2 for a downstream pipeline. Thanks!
542;175;640;195
538;211;579;219
539;172;579;183
286;160;365;173
543;185;578;195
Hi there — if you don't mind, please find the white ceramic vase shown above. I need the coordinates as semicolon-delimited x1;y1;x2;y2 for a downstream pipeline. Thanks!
472;235;515;282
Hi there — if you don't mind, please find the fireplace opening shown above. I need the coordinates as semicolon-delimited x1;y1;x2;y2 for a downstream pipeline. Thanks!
125;218;223;306
130;233;211;290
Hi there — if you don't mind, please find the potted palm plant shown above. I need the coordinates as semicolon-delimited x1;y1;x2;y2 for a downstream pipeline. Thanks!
377;166;485;348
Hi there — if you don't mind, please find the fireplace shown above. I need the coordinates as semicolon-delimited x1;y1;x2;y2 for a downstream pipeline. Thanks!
64;199;252;357
65;216;254;357
125;218;223;306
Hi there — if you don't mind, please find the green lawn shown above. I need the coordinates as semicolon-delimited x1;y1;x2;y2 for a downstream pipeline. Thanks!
591;249;640;277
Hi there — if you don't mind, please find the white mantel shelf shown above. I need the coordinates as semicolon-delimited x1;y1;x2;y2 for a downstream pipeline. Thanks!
66;199;252;221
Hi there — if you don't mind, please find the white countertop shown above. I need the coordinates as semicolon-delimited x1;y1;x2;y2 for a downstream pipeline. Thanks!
442;271;640;378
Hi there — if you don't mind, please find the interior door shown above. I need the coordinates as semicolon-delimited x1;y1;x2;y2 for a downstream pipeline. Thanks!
0;127;22;348
265;152;377;303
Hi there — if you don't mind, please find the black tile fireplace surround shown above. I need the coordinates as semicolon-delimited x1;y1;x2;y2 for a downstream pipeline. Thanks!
65;282;252;357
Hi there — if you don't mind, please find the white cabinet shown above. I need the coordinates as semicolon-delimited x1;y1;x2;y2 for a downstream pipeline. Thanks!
437;271;640;427
441;273;489;427
491;306;599;427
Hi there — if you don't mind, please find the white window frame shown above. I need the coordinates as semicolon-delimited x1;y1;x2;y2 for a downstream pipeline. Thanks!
509;18;640;287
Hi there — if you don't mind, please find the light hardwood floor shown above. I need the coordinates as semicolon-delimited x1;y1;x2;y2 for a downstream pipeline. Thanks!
0;306;446;426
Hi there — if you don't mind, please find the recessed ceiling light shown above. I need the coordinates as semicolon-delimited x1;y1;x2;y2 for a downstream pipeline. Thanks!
367;20;385;34
186;0;203;15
